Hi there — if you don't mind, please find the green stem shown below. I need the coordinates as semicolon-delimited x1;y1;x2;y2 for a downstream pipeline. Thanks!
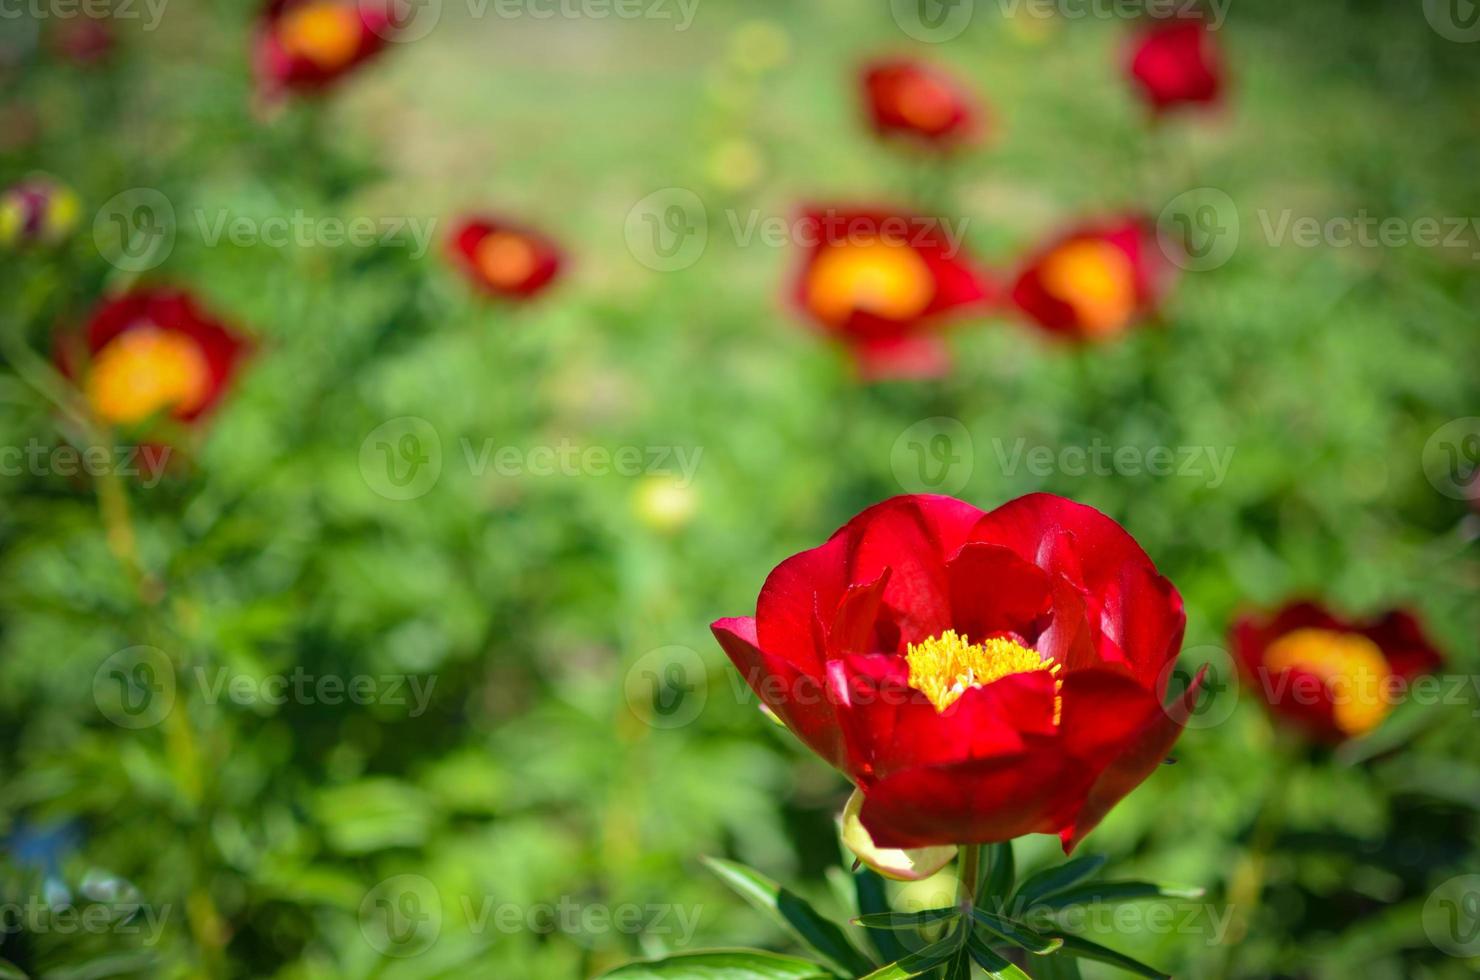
956;845;981;909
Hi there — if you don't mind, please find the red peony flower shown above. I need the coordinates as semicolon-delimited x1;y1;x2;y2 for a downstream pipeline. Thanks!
50;16;115;66
1230;601;1445;744
791;208;991;379
60;289;251;429
712;493;1198;852
1009;216;1170;341
1125;17;1224;115
254;0;398;99
861;59;982;150
1;175;80;249
447;215;564;301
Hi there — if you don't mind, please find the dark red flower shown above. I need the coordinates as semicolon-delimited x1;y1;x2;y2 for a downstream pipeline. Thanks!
791;208;991;379
254;0;398;99
1230;601;1445;743
712;493;1196;851
50;16;115;65
447;215;564;301
59;289;251;429
1125;17;1224;115
861;59;982;150
1;175;80;248
1010;216;1170;341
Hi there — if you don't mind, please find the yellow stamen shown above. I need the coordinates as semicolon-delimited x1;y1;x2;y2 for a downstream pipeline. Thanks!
807;237;934;324
1265;628;1393;738
85;326;211;426
475;232;538;288
1039;239;1137;337
905;629;1061;720
278;2;362;70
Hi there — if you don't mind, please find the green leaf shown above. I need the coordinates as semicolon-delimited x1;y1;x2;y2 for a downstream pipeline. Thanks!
982;842;1015;905
858;929;964;980
965;933;1034;980
1055;936;1169;979
942;937;975;980
0;961;28;980
1012;855;1107;906
598;949;842;979
1026;881;1205;912
854;869;908;964
852;908;961;931
969;909;1064;955
702;857;876;977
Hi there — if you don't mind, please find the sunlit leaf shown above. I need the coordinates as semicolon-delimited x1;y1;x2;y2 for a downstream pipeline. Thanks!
598;949;841;979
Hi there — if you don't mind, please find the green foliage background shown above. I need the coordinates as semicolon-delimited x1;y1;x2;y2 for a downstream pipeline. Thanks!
0;0;1477;976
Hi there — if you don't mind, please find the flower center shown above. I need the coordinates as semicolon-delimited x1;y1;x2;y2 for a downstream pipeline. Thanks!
806;238;934;324
278;2;363;70
905;629;1061;716
1039;239;1137;337
1264;628;1393;738
475;231;538;288
85;326;211;426
894;75;955;131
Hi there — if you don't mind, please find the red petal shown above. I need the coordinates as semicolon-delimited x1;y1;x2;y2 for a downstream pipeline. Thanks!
944;543;1054;643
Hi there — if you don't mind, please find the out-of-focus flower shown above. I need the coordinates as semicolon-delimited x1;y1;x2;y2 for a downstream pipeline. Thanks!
712;493;1196;855
1009;216;1170;341
633;475;698;534
706;138;765;193
254;0;397;99
0;175;80;249
1230;601;1445;743
50;16;115;65
447;215;563;301
60;289;251;428
791;207;992;379
1125;17;1224;115
728;20;790;74
861;59;982;151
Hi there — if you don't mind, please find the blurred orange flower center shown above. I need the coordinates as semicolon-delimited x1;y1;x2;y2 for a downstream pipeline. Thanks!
278;2;362;70
906;629;1062;719
1039;239;1137;337
475;232;538;288
86;326;211;426
893;75;955;131
1264;628;1393;738
807;239;934;324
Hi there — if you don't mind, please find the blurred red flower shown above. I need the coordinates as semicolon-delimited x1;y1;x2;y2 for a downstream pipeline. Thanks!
1;175;80;248
791;208;991;379
447;216;564;301
1010;215;1170;341
50;16;115;66
1125;17;1224;114
712;493;1197;851
1231;601;1445;743
254;0;398;99
60;289;251;429
861;59;982;150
